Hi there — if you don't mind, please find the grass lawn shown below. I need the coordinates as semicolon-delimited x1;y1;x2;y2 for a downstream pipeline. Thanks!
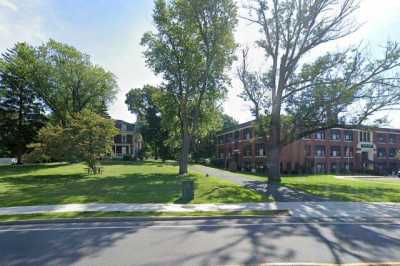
0;210;289;222
198;165;400;202
281;175;400;202
0;161;270;207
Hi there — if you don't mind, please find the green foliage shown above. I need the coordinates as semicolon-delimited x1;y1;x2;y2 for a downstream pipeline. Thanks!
192;112;236;161
35;110;118;172
0;43;47;163
22;143;51;163
125;85;173;160
142;0;238;174
221;113;239;129
34;39;118;125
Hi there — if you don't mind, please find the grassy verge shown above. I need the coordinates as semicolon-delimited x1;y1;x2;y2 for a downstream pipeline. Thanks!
0;161;270;207
282;175;400;202
196;165;400;202
0;210;289;222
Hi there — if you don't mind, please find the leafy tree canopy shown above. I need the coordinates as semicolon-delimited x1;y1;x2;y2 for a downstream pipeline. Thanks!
34;39;118;125
0;43;46;163
142;0;238;174
35;110;118;172
125;85;173;160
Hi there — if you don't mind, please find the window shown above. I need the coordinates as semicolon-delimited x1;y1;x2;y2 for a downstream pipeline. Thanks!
244;145;252;157
344;131;353;141
330;162;337;173
377;148;386;158
389;148;397;158
344;162;353;171
243;128;252;140
315;131;325;140
330;146;341;157
360;131;371;142
315;146;326;157
256;143;264;156
331;130;341;140
121;123;127;131
121;135;127;144
315;163;325;173
344;146;353;157
389;134;397;144
377;134;386;143
114;135;121;143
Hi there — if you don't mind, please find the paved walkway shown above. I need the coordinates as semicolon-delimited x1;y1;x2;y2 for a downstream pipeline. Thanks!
1;202;400;218
191;164;328;202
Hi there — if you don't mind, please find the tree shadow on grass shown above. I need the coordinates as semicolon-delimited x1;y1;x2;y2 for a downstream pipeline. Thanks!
101;160;178;167
0;163;70;177
0;172;189;207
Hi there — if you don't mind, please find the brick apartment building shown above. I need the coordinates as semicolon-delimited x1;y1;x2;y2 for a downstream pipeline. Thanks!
215;121;400;175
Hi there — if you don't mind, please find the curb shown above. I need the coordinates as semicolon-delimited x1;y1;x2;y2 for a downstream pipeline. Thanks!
0;210;292;226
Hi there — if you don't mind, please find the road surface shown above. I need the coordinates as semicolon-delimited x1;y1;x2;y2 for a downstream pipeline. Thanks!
1;217;400;266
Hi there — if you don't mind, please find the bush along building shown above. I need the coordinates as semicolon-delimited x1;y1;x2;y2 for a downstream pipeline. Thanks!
215;121;400;175
112;120;143;159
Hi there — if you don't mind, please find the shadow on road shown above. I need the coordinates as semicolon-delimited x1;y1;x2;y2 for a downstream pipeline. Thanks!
1;217;400;266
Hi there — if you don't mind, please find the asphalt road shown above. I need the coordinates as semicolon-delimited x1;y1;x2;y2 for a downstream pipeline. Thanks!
1;217;400;266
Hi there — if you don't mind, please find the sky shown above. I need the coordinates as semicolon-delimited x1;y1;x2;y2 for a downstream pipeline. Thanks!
1;0;400;128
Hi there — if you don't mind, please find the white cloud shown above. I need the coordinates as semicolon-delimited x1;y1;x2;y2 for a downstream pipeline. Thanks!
0;1;47;52
0;0;17;11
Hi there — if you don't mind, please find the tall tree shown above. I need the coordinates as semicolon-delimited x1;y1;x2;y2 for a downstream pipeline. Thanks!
125;85;171;160
0;43;46;164
141;0;237;175
34;39;118;125
239;0;400;182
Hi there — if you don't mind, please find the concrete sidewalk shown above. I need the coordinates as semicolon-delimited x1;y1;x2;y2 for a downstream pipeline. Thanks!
1;202;400;218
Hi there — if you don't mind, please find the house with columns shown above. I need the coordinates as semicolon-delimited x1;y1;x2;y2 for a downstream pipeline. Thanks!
112;120;142;159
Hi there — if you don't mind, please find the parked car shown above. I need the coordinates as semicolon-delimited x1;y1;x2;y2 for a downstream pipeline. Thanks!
398;170;400;178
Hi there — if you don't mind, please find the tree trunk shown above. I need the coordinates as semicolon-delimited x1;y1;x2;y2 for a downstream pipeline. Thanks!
268;103;282;183
154;145;158;160
16;145;23;165
179;130;190;175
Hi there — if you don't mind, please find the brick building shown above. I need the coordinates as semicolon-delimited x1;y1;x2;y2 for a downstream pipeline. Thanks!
215;121;400;175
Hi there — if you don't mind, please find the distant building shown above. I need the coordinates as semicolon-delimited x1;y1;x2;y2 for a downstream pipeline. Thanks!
215;121;400;175
112;120;142;159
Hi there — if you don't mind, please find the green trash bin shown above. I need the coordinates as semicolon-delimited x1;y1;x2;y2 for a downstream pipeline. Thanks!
182;180;194;201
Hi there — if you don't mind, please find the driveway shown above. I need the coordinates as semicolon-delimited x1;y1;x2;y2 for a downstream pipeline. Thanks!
191;165;328;202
